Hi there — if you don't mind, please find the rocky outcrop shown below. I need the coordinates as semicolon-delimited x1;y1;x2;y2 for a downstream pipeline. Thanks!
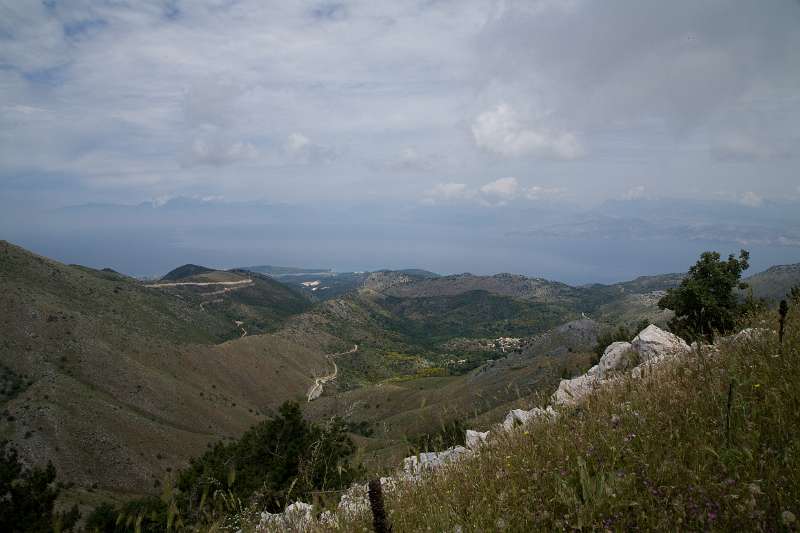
631;324;689;362
256;501;313;531
551;373;601;406
402;445;471;478
502;406;558;431
598;341;634;377
466;429;490;450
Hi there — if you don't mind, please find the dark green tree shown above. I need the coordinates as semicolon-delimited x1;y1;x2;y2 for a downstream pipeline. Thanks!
0;440;61;533
658;250;750;341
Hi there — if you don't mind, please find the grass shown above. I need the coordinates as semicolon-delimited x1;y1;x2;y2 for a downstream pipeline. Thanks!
304;307;800;531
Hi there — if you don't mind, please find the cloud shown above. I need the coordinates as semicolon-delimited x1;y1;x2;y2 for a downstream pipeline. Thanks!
188;138;257;167
471;104;584;159
387;147;442;172
424;182;474;204
711;133;788;161
525;185;565;200
285;133;311;154
283;132;336;164
478;177;519;205
739;191;764;208
0;1;797;209
621;185;647;200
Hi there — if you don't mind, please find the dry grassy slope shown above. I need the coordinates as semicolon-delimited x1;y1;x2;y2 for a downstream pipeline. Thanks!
0;241;334;497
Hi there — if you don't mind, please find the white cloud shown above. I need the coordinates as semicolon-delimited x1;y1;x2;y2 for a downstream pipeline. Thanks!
283;132;336;164
387;147;441;172
480;176;519;198
621;185;646;200
424;182;474;203
525;185;565;200
285;133;311;154
189;138;257;167
712;133;786;161
739;191;763;208
471;104;584;159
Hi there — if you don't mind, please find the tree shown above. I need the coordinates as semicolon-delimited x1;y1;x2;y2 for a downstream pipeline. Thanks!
658;250;750;341
0;440;61;533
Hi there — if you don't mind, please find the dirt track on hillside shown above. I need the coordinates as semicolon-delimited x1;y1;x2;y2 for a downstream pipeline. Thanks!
307;344;358;402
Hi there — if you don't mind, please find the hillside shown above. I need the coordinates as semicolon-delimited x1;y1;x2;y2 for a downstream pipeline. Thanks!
741;263;800;301
265;308;800;531
2;240;798;524
148;265;313;336
0;241;334;501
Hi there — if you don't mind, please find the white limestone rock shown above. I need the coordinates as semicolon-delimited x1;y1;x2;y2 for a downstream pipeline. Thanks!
501;406;557;431
720;328;775;345
257;501;313;531
597;341;634;377
631;325;689;362
551;374;600;406
338;483;370;515
402;445;471;477
465;429;490;451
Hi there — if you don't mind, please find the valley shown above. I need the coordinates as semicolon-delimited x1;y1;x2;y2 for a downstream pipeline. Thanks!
1;239;798;517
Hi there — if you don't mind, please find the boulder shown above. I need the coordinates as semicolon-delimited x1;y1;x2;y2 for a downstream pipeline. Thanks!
551;374;600;406
719;328;775;345
402;445;471;477
338;483;369;515
465;429;490;451
257;501;313;531
502;406;557;431
597;341;634;377
631;325;689;362
337;476;397;516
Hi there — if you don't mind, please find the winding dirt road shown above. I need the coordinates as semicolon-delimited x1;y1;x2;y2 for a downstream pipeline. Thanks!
307;344;358;402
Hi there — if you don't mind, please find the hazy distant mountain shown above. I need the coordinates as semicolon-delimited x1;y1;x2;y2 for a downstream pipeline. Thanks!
741;263;800;301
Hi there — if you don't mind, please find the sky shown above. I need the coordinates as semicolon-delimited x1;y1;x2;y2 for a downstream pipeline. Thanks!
1;1;800;283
